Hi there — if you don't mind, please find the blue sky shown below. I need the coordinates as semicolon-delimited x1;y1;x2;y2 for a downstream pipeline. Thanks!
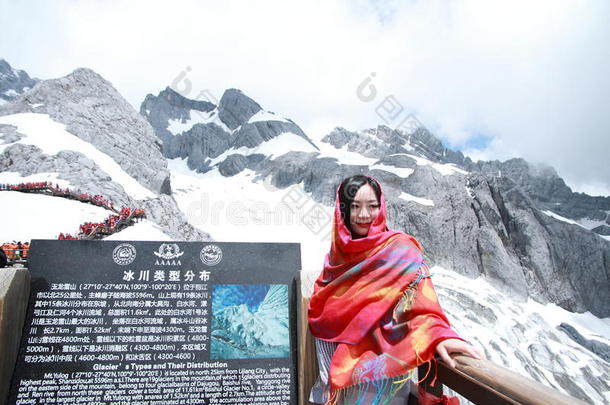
1;0;609;195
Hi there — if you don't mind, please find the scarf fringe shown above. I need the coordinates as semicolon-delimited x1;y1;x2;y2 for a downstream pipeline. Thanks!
326;371;418;405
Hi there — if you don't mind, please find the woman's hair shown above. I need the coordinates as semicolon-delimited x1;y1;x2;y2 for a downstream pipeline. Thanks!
338;175;381;226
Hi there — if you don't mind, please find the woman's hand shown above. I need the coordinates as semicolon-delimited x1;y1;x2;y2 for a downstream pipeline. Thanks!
436;338;485;368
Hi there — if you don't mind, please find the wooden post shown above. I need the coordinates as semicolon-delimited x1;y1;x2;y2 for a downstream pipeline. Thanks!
298;272;320;405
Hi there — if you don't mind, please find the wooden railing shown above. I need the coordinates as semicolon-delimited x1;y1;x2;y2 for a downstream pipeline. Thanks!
417;355;587;405
297;273;588;405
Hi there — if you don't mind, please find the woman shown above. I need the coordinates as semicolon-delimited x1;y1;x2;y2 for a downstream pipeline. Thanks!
308;175;483;404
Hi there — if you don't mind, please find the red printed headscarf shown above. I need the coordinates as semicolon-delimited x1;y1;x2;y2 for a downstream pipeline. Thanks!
308;178;461;403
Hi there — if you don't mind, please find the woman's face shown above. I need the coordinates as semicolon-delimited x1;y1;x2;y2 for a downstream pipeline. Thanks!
349;184;380;237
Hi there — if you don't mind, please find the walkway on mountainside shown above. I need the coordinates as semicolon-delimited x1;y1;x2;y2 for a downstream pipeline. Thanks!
0;181;117;212
1;182;147;266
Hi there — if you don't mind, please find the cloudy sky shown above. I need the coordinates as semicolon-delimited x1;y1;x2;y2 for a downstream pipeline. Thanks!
2;0;609;195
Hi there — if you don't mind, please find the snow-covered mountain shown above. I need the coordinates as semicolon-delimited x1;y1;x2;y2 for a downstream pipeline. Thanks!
141;86;319;174
142;87;610;320
141;83;609;402
1;60;609;402
0;64;207;241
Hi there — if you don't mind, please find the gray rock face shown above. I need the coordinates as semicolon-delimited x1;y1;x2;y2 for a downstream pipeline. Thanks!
138;195;209;241
140;87;215;151
139;77;609;318
557;323;610;362
233;120;316;149
592;224;610;235
0;142;134;208
218;88;261;130
0;68;213;241
0;141;208;242
245;142;610;317
168;123;234;171
141;87;318;173
406;124;467;165
0;68;171;196
323;126;409;159
218;154;249;177
473;158;610;230
0;59;38;103
322;124;467;165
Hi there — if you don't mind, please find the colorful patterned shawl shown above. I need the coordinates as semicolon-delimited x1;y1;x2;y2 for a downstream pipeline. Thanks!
308;182;461;404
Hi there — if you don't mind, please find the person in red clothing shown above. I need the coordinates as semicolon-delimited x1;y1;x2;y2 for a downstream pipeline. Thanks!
308;175;483;405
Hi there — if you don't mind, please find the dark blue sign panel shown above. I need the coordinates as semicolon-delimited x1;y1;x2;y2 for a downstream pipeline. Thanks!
9;240;300;405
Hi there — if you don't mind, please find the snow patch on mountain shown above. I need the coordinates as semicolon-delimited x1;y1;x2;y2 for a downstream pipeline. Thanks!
0;113;156;199
248;110;290;124
399;192;434;206
370;164;414;178
247;132;318;158
576;216;609;231
0;191;114;241
316;142;378;166
3;89;18;98
167;108;232;135
433;267;609;404
542;210;579;225
201;132;318;166
168;162;331;272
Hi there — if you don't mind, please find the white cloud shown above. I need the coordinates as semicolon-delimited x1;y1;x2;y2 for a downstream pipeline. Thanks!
1;0;609;195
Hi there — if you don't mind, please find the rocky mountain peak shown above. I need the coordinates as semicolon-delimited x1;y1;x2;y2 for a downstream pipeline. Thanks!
218;88;262;130
0;59;39;104
0;67;171;197
158;87;216;112
474;158;610;221
141;85;317;174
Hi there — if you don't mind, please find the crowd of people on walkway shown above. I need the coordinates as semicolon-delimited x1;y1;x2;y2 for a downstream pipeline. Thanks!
0;181;116;211
1;182;148;265
76;207;146;238
1;241;30;261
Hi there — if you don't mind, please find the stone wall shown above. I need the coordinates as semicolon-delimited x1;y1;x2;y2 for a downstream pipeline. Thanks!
0;268;30;405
